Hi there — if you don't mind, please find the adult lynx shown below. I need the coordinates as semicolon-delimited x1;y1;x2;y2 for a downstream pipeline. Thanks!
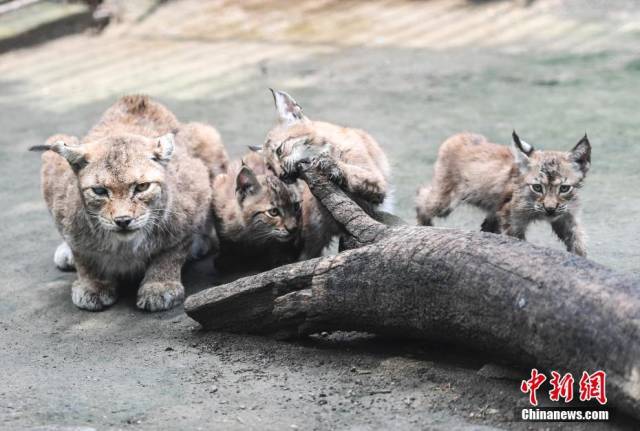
35;95;227;311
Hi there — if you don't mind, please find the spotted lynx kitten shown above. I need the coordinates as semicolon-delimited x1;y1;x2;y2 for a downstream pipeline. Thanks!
258;90;391;205
34;95;227;311
211;151;303;271
416;131;591;256
251;89;391;257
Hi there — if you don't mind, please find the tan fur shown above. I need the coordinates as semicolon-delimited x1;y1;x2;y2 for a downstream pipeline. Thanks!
261;90;391;206
416;132;591;256
175;122;228;178
40;95;226;311
254;90;389;257
211;152;303;271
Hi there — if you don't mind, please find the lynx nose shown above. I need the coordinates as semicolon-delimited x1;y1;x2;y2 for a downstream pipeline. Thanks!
114;216;133;229
544;205;558;216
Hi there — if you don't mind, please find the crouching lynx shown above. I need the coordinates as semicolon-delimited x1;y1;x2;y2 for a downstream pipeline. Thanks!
416;131;591;256
35;95;227;311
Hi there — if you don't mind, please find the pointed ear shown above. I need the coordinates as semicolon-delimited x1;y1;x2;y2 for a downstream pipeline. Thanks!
270;88;305;124
43;136;86;172
512;130;534;155
154;133;175;164
570;134;591;174
236;166;261;202
511;130;533;172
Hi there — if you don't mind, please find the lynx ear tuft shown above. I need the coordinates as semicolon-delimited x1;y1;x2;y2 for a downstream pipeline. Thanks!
511;130;533;172
270;88;305;125
512;130;534;156
154;133;175;164
236;166;261;201
570;133;591;174
46;138;87;172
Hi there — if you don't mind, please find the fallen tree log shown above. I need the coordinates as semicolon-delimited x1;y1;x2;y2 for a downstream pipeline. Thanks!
185;160;640;418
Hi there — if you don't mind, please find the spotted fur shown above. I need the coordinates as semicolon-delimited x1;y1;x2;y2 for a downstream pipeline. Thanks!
416;131;591;256
211;151;303;272
38;95;226;311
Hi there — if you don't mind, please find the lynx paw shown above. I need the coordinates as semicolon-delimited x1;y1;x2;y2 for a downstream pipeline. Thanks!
136;281;184;312
281;144;327;180
311;154;344;185
71;279;117;311
354;178;385;204
54;242;76;271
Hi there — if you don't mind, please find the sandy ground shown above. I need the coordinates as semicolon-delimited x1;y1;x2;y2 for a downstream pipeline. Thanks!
1;1;639;430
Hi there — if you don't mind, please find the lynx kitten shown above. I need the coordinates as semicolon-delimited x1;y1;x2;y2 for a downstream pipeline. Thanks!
252;89;391;257
211;151;303;271
416;131;591;256
257;89;391;206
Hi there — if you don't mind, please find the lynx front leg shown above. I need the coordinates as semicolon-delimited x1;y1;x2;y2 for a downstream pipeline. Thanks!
480;213;501;234
551;215;587;257
71;258;118;311
137;243;189;311
500;212;529;240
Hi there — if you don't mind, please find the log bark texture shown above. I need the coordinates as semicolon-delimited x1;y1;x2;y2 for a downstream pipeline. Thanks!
185;162;640;418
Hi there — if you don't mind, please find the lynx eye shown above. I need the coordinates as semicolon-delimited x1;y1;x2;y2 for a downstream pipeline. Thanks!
135;182;151;193
293;201;301;213
266;208;280;218
530;184;543;194
276;144;284;157
559;185;572;193
91;186;108;196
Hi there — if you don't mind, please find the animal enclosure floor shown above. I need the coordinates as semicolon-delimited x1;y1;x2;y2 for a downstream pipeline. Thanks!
1;0;639;429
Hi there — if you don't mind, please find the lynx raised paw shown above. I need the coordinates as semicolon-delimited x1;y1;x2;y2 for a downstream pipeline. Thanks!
136;281;185;311
296;153;343;186
280;143;327;182
54;241;76;271
71;279;117;311
311;154;344;185
354;178;385;204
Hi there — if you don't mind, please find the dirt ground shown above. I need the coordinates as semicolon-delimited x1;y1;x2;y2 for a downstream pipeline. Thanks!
1;1;639;430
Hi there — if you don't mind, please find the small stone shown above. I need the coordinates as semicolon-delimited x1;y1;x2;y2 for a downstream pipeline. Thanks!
165;347;174;352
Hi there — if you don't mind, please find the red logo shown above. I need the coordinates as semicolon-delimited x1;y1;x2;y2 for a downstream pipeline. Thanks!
520;368;547;406
549;371;574;402
579;371;607;405
521;370;607;406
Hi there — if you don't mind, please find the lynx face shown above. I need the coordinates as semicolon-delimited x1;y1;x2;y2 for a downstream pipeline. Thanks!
49;133;175;240
512;132;591;218
235;166;302;244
